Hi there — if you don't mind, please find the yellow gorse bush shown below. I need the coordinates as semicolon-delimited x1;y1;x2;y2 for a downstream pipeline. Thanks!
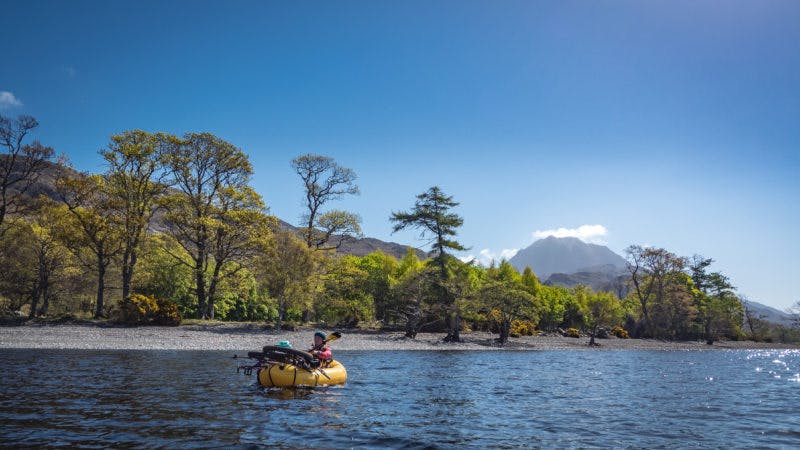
118;294;181;326
611;325;629;339
510;320;537;337
565;327;580;338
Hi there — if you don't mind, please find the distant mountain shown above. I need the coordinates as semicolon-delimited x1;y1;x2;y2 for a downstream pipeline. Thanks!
746;301;795;327
509;236;627;280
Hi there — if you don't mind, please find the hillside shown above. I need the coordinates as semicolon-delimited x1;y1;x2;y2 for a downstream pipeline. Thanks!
544;266;629;297
0;154;75;201
746;301;795;327
277;219;425;259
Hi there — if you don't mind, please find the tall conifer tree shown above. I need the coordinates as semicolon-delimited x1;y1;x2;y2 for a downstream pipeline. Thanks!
391;186;466;341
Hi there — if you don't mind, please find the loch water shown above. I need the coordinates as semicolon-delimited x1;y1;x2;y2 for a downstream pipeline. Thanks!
1;349;799;449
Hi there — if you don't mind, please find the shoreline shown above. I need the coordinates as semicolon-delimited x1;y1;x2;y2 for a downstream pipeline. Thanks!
1;322;798;351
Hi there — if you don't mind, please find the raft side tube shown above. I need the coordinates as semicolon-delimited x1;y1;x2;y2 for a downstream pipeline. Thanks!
257;360;347;388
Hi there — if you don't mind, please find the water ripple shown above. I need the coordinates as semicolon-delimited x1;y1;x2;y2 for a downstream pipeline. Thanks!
1;349;799;448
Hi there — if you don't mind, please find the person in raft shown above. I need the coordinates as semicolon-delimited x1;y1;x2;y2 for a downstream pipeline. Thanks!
309;331;332;366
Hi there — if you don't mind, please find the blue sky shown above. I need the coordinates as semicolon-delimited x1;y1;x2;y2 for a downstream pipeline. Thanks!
2;1;798;310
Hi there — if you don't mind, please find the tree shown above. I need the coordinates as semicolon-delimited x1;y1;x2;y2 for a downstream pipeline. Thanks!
356;251;400;325
390;264;437;338
136;234;195;318
560;288;585;330
771;324;800;344
624;245;688;338
385;248;430;336
57;174;124;318
0;219;36;314
101;130;171;302
790;301;800;330
580;289;623;347
291;154;361;249
696;292;742;344
209;264;265;321
537;285;570;331
0;205;88;320
624;245;654;336
443;258;483;334
741;296;769;341
688;256;715;294
207;185;275;318
0;114;54;234
318;255;375;328
391;186;466;342
163;132;272;319
479;262;537;345
520;267;541;297
479;281;520;344
640;270;696;339
315;209;363;250
22;200;73;317
689;255;742;343
257;229;319;330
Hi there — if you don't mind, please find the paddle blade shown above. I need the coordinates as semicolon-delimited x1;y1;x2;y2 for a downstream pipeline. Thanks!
326;331;342;343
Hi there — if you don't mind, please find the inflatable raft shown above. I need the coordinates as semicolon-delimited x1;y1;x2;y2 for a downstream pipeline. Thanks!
238;345;347;388
258;359;347;388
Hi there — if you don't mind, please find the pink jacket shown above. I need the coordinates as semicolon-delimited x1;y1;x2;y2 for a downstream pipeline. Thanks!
315;345;332;361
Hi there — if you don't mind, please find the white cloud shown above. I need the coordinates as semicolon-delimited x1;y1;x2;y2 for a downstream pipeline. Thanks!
461;248;519;266
533;224;608;244
0;91;23;108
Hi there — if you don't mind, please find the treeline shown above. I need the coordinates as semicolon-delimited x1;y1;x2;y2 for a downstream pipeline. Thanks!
1;114;798;344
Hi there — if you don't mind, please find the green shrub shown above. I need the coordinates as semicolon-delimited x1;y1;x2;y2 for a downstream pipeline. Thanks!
217;291;275;322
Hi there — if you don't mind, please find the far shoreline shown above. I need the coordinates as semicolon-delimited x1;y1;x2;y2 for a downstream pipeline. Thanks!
1;321;798;352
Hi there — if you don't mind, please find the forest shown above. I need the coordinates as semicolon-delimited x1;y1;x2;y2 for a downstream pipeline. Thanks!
2;114;799;344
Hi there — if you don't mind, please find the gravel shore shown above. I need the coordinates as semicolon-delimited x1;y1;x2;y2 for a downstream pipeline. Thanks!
2;322;798;351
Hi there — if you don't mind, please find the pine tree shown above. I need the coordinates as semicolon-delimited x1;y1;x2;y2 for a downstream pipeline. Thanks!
390;186;466;341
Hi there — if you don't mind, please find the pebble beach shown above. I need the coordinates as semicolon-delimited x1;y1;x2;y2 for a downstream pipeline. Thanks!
1;322;797;351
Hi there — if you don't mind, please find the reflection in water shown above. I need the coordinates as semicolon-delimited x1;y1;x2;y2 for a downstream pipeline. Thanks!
261;387;315;400
1;349;799;448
